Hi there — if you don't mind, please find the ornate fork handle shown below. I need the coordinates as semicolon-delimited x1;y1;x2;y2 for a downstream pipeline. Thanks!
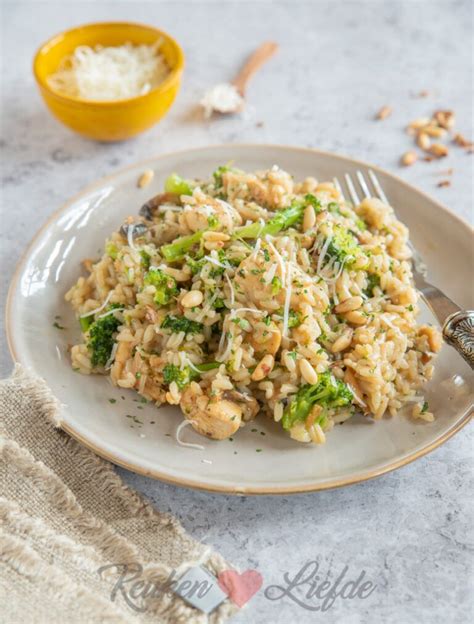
443;310;474;369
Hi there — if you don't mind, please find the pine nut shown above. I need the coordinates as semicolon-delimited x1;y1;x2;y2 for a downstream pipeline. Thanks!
429;143;449;158
453;133;472;148
401;151;417;166
417;132;431;150
376;105;392;120
204;240;225;251
423;125;446;138
299;358;318;385
203;231;231;242
181;290;203;308
434;110;455;130
344;310;367;325
137;169;154;188
408;117;430;129
303;204;316;231
274;402;284;422
335;296;363;314
251;354;275;381
331;328;354;353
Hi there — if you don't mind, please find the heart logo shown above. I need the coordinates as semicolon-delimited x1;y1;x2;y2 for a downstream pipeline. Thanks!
217;569;263;607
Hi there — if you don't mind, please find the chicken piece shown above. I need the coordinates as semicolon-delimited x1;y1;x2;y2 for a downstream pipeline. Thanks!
235;254;315;310
180;386;242;440
234;254;279;311
181;197;242;233
247;320;281;356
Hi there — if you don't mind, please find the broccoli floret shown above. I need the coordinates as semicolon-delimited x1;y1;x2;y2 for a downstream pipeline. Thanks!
208;249;229;278
164;173;194;196
163;361;220;389
161;315;204;334
87;304;122;368
213;165;240;188
281;372;353;430
161;230;205;263
326;225;361;267
140;250;151;269
234;195;322;240
288;309;302;328
275;308;302;327
163;364;194;389
105;242;118;260
355;217;367;231
271;276;282;295
234;199;306;240
186;255;206;275
304;194;323;213
327;201;341;214
212;297;226;310
207;214;219;229
79;316;93;332
364;274;381;297
143;268;178;306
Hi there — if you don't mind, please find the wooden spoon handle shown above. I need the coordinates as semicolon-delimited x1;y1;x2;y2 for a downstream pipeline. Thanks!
232;41;278;96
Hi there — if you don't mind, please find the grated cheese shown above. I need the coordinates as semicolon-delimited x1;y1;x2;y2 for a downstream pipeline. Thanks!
127;224;137;252
316;234;332;274
203;255;230;270
96;306;125;320
175;420;205;451
265;236;286;282
183;355;203;374
105;342;118;370
200;83;244;118
218;329;235;363
225;273;235;305
264;262;278;284
47;41;170;101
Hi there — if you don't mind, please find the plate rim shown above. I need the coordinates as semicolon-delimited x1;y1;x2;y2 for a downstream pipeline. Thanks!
5;143;473;495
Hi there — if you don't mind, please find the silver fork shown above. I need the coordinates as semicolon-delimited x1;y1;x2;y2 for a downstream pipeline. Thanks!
333;169;474;369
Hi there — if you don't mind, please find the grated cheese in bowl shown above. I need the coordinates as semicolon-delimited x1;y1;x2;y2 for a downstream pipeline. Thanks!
47;41;170;101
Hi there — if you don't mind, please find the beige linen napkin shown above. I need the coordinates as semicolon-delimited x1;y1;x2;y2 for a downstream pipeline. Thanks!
0;365;238;623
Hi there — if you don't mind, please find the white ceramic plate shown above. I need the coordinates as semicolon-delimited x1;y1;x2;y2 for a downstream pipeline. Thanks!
7;145;473;494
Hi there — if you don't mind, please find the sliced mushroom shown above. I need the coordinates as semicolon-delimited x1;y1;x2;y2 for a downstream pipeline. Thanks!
119;222;148;240
139;192;180;220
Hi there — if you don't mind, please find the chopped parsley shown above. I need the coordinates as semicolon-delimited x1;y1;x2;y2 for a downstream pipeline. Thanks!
143;268;178;306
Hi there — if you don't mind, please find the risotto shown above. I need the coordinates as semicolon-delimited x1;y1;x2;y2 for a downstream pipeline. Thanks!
65;165;441;444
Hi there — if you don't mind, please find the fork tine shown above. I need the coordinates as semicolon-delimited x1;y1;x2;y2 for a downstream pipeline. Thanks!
356;170;371;198
344;173;360;205
333;177;344;199
368;169;389;204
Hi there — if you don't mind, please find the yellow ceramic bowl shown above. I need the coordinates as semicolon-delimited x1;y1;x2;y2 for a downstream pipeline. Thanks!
33;22;184;141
